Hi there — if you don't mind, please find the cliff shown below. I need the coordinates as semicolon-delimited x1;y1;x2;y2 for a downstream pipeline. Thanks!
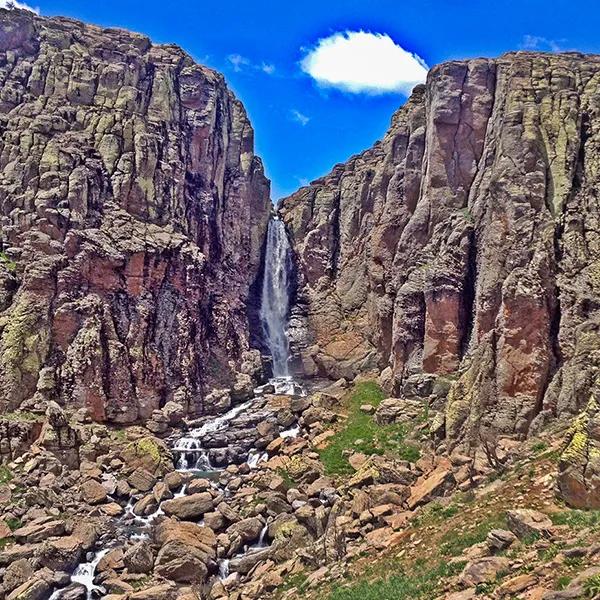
0;9;271;422
281;52;600;453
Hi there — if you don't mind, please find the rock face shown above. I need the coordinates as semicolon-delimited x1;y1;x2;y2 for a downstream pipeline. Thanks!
281;52;600;447
0;9;271;422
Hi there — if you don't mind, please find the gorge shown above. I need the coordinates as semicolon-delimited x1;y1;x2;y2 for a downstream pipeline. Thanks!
2;6;600;600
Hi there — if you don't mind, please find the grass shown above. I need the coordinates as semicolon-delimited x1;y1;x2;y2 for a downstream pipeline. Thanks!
5;517;21;531
439;514;507;557
0;251;16;273
1;412;42;422
551;509;600;530
0;466;12;484
317;382;421;475
328;560;465;600
279;572;309;594
583;574;600;597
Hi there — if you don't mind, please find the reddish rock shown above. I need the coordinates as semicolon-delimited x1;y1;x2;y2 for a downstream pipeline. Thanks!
0;9;270;423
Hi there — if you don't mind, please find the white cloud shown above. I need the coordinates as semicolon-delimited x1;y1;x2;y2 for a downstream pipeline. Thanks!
227;54;276;76
290;109;310;126
300;30;428;95
0;0;39;13
228;54;251;72
521;34;565;52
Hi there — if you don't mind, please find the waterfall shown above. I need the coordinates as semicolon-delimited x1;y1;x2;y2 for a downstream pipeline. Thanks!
260;216;292;377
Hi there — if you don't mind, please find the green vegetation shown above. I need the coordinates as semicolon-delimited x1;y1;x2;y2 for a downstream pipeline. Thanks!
328;560;465;600
413;500;460;527
551;509;600;530
0;466;12;484
439;514;507;557
584;574;600;598
557;575;572;590
276;468;296;490
1;411;42;423
531;440;549;454
0;251;16;273
5;517;21;531
317;382;421;475
280;572;308;594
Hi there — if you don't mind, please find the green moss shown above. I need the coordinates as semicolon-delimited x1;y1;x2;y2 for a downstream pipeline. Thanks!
317;382;421;476
135;437;161;462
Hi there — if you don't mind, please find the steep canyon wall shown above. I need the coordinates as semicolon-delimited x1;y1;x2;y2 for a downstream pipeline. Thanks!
281;52;600;448
0;9;271;422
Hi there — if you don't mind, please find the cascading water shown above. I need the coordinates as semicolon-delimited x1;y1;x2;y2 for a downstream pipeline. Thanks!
260;216;292;379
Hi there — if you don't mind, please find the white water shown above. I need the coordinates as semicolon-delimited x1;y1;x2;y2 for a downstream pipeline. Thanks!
48;548;111;600
173;398;254;471
260;217;292;377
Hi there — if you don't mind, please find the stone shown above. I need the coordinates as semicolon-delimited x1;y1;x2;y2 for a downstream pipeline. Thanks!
7;578;50;600
486;529;517;552
127;468;157;492
460;556;511;586
38;535;84;571
123;541;154;574
154;518;216;583
161;492;214;520
13;519;65;543
506;509;553;540
407;465;454;509
80;479;108;504
496;573;537;596
3;558;34;593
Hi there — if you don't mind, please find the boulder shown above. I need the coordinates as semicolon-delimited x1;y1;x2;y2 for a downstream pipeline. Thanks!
80;479;108;504
123;540;154;574
13;519;65;543
127;468;157;492
154;519;216;583
506;509;553;540
460;556;511;586
3;558;34;594
161;492;214;520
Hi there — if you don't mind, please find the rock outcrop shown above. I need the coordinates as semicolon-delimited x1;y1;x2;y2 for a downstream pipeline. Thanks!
0;9;271;422
281;52;600;448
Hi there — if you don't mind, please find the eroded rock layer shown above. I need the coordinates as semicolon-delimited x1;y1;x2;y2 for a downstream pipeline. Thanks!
281;52;600;447
0;9;271;422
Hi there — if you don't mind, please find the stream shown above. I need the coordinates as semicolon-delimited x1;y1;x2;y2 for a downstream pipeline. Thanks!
50;214;300;598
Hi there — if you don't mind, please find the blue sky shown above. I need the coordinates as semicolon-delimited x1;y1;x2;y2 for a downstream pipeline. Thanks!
12;0;600;200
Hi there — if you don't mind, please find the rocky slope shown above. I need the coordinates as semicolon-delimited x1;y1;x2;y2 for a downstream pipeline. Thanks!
281;52;600;462
0;9;271;423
